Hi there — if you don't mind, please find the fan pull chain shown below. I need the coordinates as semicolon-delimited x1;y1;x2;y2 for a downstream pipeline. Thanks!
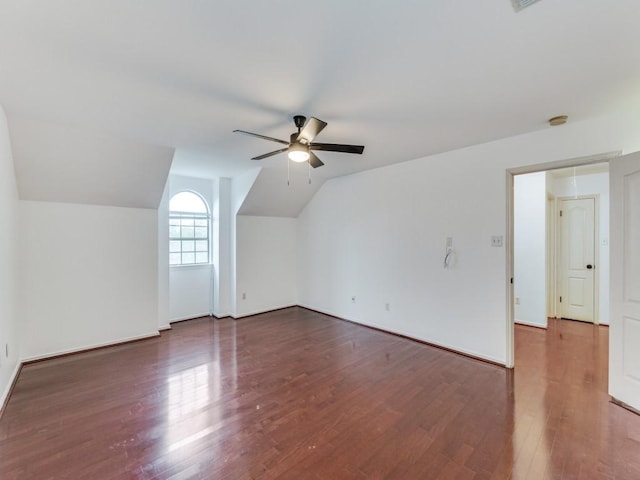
287;158;290;186
308;159;311;184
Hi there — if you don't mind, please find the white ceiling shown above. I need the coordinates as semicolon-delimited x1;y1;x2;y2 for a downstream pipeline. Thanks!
0;1;639;213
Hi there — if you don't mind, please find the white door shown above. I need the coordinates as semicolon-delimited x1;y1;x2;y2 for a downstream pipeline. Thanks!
610;151;640;411
559;197;596;322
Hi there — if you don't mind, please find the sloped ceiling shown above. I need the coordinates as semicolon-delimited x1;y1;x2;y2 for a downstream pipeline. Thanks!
0;1;639;213
9;116;173;209
238;167;326;218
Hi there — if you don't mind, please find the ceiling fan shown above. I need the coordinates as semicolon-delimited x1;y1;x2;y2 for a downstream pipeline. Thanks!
234;115;364;168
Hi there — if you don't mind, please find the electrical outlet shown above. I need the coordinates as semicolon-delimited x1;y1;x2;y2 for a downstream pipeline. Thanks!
242;292;246;300
385;303;390;311
351;296;356;303
491;235;503;247
515;297;520;305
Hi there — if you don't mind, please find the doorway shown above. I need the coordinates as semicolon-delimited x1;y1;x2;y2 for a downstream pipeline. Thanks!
508;150;640;412
506;153;617;368
512;164;608;329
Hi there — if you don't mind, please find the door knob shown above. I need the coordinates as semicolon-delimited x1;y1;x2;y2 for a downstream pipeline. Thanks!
586;264;593;269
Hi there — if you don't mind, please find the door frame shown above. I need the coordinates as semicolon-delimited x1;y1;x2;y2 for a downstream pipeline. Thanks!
555;194;600;324
547;192;557;319
506;151;620;368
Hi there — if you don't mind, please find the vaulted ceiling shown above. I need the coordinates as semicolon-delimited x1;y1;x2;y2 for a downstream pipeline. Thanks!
1;1;638;213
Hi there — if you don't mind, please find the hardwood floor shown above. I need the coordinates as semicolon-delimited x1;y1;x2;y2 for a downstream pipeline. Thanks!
1;309;638;479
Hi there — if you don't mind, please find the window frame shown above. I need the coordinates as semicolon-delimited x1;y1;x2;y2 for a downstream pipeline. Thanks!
169;191;211;267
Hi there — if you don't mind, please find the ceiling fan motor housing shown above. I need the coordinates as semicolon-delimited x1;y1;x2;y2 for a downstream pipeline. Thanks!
293;115;306;130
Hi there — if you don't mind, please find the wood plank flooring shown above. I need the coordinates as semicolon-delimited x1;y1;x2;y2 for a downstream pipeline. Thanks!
1;308;638;479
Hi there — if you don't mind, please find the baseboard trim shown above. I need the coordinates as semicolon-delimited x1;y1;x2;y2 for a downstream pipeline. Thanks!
22;332;161;365
515;320;548;330
298;305;506;368
169;312;212;323
611;397;640;417
232;305;297;320
169;314;216;325
0;362;23;420
296;305;349;322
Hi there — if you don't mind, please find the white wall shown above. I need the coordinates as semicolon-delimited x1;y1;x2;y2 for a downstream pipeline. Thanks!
552;171;610;324
168;175;215;322
19;201;159;360
0;105;21;407
514;172;547;328
236;216;297;317
169;266;213;321
297;109;640;364
297;163;508;362
230;169;261;317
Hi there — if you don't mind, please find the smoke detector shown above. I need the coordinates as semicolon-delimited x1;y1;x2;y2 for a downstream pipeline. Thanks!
511;0;543;12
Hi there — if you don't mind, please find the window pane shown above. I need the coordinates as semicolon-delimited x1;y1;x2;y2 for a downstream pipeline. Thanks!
170;192;208;214
195;219;208;227
169;253;181;265
182;240;195;253
170;241;181;253
169;225;181;237
195;240;208;252
182;252;195;264
181;226;195;238
195;252;209;264
195;226;208;238
180;218;194;227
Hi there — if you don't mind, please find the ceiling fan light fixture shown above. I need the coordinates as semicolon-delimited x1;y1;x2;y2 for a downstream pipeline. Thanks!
288;143;310;163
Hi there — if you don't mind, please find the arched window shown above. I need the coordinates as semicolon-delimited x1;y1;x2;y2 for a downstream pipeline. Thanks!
169;191;210;266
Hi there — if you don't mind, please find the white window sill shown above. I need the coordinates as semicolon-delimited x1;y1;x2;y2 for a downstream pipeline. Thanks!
169;263;213;270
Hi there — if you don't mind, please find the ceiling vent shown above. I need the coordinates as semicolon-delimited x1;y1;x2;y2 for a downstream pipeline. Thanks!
511;0;542;12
